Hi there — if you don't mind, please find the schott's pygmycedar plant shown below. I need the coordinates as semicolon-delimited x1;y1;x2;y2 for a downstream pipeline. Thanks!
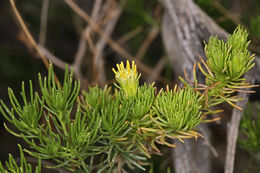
0;26;257;173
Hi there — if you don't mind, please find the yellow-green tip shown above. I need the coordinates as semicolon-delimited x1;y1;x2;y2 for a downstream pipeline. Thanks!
112;60;140;97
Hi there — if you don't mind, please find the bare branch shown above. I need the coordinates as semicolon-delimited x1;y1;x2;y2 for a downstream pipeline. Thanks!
116;26;143;45
93;6;122;84
9;0;60;85
38;44;70;70
73;0;102;64
39;0;50;45
136;27;159;61
225;69;256;173
212;0;244;26
146;57;166;83
64;0;170;85
91;0;103;21
73;0;103;85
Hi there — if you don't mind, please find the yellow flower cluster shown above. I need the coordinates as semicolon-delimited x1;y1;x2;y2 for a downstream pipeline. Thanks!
112;60;140;97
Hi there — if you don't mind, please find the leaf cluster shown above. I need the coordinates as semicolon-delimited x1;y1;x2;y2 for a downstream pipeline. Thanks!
153;87;202;132
0;26;257;172
180;26;256;112
205;26;254;84
0;144;41;173
0;65;202;172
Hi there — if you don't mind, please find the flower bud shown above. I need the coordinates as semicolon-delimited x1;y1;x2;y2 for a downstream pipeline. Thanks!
112;60;140;98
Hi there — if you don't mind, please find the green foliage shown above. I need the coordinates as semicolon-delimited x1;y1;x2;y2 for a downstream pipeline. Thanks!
238;104;260;161
38;63;80;115
153;87;202;132
0;144;41;173
0;81;43;137
0;63;90;172
180;26;256;111
81;86;112;112
131;83;155;120
204;26;254;84
0;26;257;172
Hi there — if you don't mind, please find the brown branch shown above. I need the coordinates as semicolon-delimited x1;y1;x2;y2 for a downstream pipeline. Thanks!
90;0;103;22
116;26;143;45
93;5;122;85
38;44;70;70
212;0;245;26
136;27;159;61
146;57;166;83
10;0;60;85
64;0;170;85
39;0;50;45
224;69;256;173
72;0;104;85
73;33;87;82
74;31;87;69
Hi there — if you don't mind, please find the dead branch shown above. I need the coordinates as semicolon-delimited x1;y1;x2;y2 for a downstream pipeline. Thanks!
38;44;70;70
136;27;159;61
116;26;143;45
10;0;60;85
146;57;166;83
39;0;50;45
224;69;256;173
64;0;170;85
93;6;122;85
212;0;244;26
73;0;103;85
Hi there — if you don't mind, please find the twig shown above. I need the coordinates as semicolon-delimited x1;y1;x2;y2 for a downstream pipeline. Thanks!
64;0;170;85
199;124;218;157
97;1;117;28
73;28;93;84
85;31;96;56
73;32;87;82
74;31;87;69
10;0;60;85
135;0;161;62
64;0;133;59
94;0;114;28
90;0;103;22
212;0;245;26
38;44;70;70
136;27;159;61
116;26;143;45
173;140;200;173
224;70;256;173
73;0;103;84
93;6;122;84
146;57;166;83
39;0;50;45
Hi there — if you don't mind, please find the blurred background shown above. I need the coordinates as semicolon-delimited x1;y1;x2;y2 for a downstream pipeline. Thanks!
0;0;259;172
